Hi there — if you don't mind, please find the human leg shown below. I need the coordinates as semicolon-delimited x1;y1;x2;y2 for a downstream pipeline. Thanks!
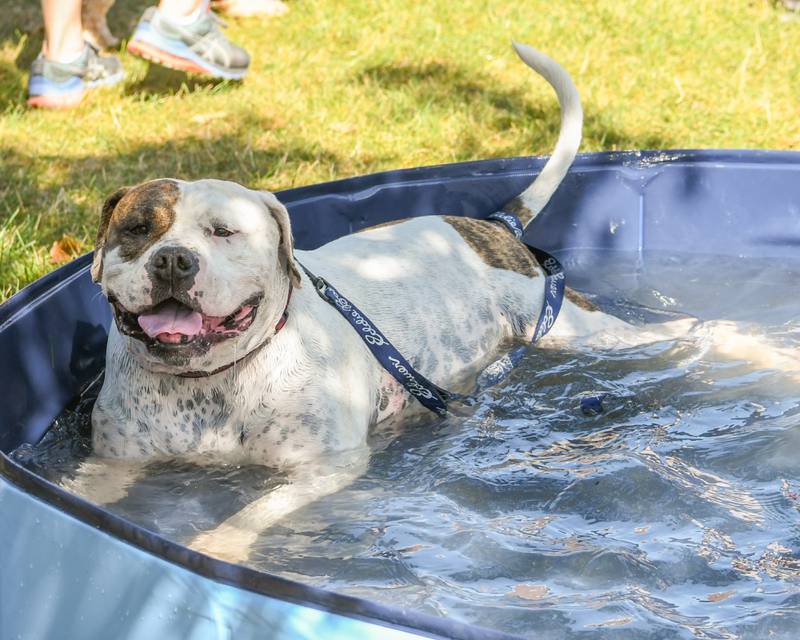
28;0;124;108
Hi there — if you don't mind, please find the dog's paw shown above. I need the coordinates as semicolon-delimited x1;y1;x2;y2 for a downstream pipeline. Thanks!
188;524;259;564
61;458;143;506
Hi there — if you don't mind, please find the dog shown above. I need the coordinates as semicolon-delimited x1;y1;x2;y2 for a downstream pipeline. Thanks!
79;43;799;563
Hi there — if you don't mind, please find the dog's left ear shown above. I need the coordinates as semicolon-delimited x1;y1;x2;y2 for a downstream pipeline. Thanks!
259;191;301;287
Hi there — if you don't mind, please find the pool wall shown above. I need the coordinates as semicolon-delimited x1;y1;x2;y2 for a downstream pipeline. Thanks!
1;150;799;639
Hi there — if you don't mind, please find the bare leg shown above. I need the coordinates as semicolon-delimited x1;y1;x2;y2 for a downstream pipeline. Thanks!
41;0;84;62
189;448;370;564
159;0;206;20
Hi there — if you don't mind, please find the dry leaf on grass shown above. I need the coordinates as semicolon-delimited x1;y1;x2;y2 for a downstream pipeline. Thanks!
190;112;228;125
50;234;82;264
330;122;357;134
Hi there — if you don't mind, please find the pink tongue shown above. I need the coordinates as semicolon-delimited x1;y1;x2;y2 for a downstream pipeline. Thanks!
138;302;203;338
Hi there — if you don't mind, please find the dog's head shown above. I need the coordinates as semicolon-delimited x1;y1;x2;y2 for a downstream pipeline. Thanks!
92;178;301;374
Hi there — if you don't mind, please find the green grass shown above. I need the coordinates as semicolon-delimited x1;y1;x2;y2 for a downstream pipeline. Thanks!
1;0;799;301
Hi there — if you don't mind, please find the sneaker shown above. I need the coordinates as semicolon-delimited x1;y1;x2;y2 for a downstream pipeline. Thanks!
127;7;250;80
27;44;124;109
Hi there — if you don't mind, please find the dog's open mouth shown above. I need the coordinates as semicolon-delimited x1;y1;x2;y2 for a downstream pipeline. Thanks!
112;296;262;347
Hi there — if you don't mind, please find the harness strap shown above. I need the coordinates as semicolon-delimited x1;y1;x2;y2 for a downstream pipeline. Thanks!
299;212;566;415
296;263;454;415
486;212;566;343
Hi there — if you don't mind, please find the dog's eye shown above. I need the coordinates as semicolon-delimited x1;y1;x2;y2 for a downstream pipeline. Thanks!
126;224;149;236
213;226;235;238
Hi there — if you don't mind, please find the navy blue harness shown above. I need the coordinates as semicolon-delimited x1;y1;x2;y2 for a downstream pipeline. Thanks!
297;212;566;416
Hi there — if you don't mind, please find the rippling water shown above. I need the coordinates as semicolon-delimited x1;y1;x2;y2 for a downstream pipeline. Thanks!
13;252;800;639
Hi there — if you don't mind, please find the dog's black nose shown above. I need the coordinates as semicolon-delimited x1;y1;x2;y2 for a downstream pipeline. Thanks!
149;246;199;286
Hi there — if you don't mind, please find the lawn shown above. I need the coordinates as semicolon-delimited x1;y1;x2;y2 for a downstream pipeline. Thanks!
1;0;798;301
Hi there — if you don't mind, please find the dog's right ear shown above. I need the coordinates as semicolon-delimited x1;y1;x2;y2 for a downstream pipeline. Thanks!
91;187;130;283
259;190;302;288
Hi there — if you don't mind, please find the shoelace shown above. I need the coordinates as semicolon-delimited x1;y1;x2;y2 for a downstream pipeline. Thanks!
84;46;110;80
193;11;231;47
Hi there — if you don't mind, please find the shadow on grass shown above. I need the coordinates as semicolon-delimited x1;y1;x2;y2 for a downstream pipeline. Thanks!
1;1;41;49
357;61;674;155
0;115;342;297
0;60;27;112
1;58;684;241
124;63;236;98
10;28;44;72
0;115;341;243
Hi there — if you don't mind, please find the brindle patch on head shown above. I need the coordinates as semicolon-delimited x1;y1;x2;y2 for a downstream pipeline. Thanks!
565;287;599;312
443;216;540;277
99;179;180;264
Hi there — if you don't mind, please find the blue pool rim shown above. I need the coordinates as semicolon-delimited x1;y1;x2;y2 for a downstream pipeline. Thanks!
2;149;799;639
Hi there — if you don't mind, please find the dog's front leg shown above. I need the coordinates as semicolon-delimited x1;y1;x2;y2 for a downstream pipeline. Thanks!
187;447;370;565
61;456;147;506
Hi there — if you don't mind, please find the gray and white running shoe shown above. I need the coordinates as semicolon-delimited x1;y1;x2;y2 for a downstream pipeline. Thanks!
128;7;250;80
27;44;124;108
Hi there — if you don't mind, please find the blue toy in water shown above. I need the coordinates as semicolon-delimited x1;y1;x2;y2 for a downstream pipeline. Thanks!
1;150;799;640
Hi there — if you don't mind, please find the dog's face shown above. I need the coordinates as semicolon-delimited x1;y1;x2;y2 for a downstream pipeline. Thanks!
92;178;300;374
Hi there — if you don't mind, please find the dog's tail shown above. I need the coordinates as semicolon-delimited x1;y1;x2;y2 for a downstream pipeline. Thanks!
500;42;583;228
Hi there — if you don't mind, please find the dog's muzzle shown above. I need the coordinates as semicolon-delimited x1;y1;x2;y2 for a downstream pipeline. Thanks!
110;294;262;348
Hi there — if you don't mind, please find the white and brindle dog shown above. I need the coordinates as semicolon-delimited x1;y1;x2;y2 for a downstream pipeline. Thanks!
79;43;799;562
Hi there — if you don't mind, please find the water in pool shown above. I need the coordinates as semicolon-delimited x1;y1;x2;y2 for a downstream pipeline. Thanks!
12;251;800;639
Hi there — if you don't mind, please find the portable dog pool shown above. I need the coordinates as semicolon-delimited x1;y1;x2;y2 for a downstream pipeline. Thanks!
2;150;799;640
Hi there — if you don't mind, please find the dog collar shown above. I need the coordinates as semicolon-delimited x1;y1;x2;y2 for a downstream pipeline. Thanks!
176;285;292;379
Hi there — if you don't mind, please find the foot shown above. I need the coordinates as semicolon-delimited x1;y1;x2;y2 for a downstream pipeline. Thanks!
127;6;250;80
27;44;124;109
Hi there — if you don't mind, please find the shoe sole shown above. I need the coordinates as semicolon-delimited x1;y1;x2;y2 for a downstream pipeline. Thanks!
128;23;248;80
27;72;125;109
27;91;86;109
